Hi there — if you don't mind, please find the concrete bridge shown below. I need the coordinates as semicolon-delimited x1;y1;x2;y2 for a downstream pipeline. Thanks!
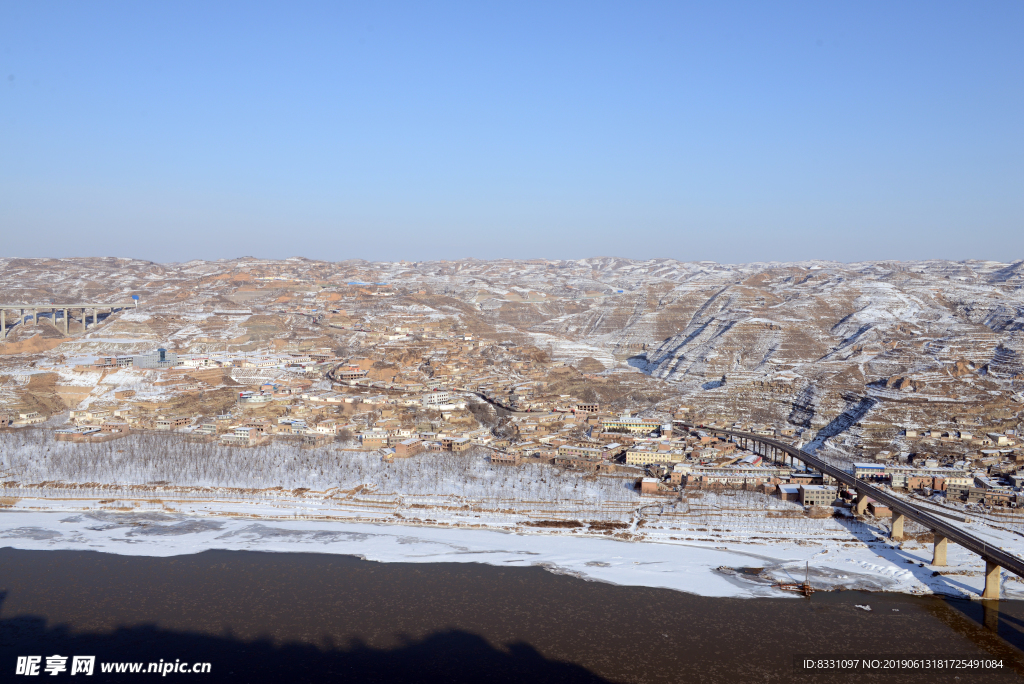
678;422;1023;601
0;303;132;340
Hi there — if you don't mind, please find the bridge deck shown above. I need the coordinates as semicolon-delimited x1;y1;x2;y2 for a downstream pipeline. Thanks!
678;422;1024;581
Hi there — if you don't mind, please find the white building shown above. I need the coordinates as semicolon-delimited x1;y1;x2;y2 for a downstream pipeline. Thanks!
421;390;452;407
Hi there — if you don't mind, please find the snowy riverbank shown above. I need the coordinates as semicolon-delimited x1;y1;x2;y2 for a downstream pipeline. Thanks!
2;508;1021;601
4;435;1023;600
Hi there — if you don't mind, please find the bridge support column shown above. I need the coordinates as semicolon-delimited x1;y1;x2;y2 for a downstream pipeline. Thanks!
31;308;36;325
1;309;5;339
932;535;948;566
855;492;869;515
983;562;1001;600
63;308;68;335
81;308;86;333
891;513;905;541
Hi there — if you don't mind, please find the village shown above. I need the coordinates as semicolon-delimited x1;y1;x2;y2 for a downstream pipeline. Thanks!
4;8;1023;678
0;255;1022;541
2;258;1024;603
3;310;1023;518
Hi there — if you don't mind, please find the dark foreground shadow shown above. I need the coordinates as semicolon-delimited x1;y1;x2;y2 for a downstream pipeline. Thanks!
1;613;612;684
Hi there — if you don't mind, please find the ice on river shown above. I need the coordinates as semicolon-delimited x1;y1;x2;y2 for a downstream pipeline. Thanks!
2;510;1015;601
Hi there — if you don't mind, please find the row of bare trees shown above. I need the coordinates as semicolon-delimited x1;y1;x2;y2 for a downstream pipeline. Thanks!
0;430;639;517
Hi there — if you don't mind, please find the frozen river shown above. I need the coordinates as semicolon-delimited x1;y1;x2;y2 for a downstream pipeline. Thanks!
2;514;1024;681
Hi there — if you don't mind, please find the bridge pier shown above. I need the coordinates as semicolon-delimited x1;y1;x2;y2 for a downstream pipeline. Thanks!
0;303;121;339
698;426;1024;599
983;562;1001;600
933;535;948;566
892;513;905;541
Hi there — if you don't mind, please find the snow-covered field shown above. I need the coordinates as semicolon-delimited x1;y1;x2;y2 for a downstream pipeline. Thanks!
523;331;620;367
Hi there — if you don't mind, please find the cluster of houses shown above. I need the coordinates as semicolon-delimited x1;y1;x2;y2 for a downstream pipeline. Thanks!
625;420;1024;511
93;348;338;377
0;411;47;429
621;423;835;502
853;459;1024;507
6;314;1024;518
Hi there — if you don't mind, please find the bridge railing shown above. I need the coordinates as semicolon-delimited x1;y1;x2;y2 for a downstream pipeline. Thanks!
675;421;1024;581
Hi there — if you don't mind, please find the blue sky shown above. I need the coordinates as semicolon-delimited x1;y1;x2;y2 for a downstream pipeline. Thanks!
1;1;1021;264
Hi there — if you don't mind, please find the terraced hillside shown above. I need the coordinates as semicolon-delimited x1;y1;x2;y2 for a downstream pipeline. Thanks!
1;256;1022;457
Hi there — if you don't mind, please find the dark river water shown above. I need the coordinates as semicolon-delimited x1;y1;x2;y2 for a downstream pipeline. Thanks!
1;548;1023;683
